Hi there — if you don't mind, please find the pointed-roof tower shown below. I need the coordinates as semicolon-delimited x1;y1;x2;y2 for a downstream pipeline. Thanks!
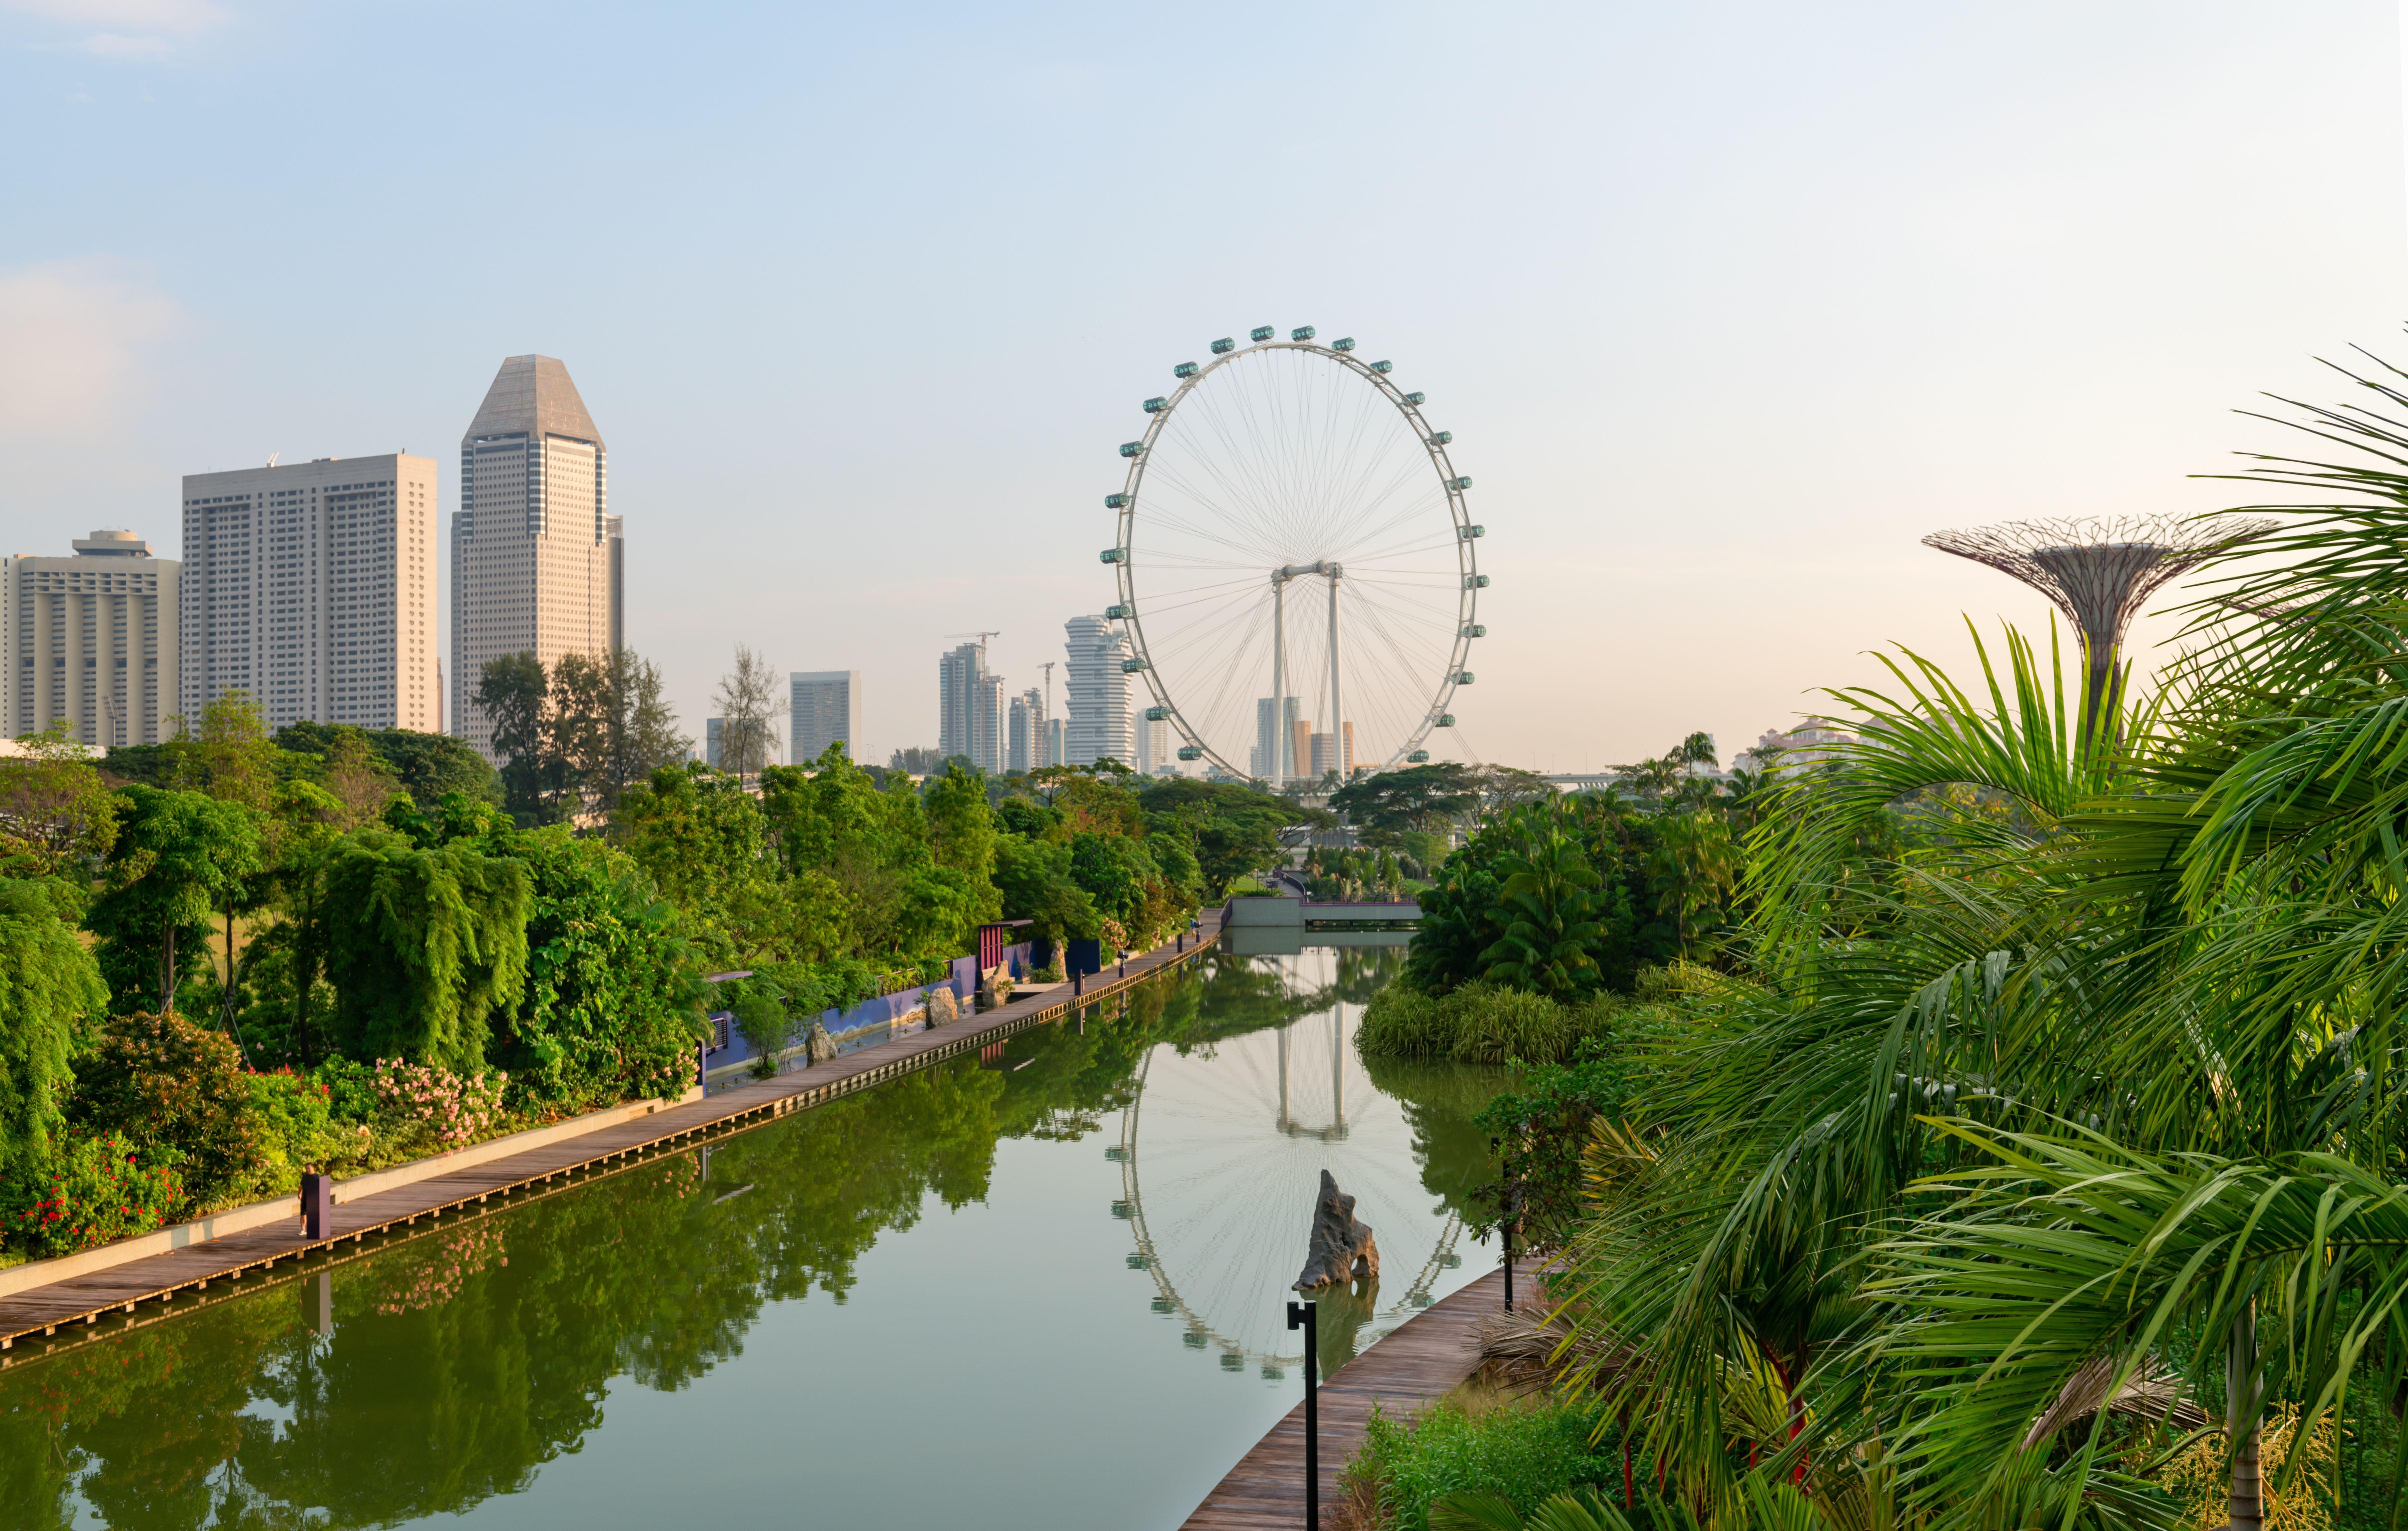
452;354;619;756
463;354;605;452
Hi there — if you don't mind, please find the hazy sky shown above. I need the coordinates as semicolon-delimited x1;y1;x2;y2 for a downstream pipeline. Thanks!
3;1;2402;771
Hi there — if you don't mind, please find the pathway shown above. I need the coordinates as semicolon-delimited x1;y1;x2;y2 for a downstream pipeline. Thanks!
0;915;1224;1358
1178;1259;1528;1530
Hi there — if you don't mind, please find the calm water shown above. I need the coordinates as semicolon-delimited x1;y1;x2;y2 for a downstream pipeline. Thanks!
0;947;1501;1531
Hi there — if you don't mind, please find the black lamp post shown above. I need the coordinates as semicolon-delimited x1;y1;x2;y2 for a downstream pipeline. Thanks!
1286;1299;1319;1531
1490;1133;1515;1313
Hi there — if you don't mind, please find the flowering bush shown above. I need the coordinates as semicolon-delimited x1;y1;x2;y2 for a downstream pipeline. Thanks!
243;1069;374;1191
6;1130;183;1258
368;1059;509;1153
68;1011;263;1214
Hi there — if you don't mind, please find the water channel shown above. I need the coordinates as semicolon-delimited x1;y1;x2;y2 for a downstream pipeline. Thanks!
0;945;1503;1531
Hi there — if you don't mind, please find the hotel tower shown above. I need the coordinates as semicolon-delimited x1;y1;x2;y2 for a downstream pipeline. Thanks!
181;455;439;732
451;355;622;758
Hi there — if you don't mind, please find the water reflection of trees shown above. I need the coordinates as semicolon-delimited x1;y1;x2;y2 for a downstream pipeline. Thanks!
0;949;1488;1530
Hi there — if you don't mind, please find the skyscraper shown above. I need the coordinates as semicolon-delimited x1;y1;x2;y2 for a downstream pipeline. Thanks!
1007;686;1044;773
937;642;1004;774
452;356;618;759
1136;712;1169;776
1253;695;1302;780
3;530;180;746
182;454;439;731
790;670;861;764
1309;724;1354;780
1045;717;1065;769
1064;615;1133;768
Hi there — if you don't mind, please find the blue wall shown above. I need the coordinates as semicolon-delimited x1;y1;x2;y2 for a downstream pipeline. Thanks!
703;942;1033;1077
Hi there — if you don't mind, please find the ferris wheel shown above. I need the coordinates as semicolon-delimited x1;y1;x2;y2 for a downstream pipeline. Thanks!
1100;327;1484;781
1111;956;1466;1377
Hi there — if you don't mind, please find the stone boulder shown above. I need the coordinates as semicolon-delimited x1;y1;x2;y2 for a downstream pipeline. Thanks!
803;1022;836;1065
925;985;960;1027
1293;1169;1380;1289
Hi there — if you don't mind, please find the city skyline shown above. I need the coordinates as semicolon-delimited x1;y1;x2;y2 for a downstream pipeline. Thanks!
2;5;2402;770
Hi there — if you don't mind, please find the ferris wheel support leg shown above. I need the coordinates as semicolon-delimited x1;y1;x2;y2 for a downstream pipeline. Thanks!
1271;575;1289;786
1328;571;1344;781
1332;1001;1345;1128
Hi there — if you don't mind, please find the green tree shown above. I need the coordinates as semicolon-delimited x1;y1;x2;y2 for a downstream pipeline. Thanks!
710;643;785;779
86;786;265;1016
0;720;120;878
276;722;502;810
924;763;1000;889
322;830;532;1071
475;652;555;824
0;879;109;1179
1475;812;1616;998
1136;776;1290;897
992;832;1098;943
614;763;844;965
483;830;701;1107
550;647;689;816
172;690;279;812
1331;761;1478;846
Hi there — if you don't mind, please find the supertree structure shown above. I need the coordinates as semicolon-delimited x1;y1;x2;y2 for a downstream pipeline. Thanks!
1921;514;2274;744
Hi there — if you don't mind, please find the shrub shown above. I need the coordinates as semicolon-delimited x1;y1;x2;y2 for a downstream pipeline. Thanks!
1341;1396;1618;1531
1357;981;1617;1067
244;1068;371;1188
730;989;795;1080
368;1058;509;1153
6;1129;184;1258
68;1010;264;1214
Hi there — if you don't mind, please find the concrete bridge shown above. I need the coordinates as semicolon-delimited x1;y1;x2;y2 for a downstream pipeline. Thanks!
1222;893;1419;955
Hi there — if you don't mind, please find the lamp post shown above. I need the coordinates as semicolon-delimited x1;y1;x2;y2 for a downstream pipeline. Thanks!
1287;1299;1319;1531
1490;1133;1515;1313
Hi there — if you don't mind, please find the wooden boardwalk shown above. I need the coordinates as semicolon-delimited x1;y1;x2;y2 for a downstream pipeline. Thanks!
0;916;1224;1360
1178;1260;1525;1530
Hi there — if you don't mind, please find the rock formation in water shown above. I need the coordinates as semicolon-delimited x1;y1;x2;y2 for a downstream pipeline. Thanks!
804;1022;836;1065
925;986;960;1027
1293;1169;1380;1289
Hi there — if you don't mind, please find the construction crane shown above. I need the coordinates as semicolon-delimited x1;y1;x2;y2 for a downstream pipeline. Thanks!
945;630;1001;655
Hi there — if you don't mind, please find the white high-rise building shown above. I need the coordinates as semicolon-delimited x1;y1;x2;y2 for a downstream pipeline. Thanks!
3;530;180;746
1063;615;1133;768
790;670;861;765
1252;695;1302;780
1045;717;1065;768
937;642;1004;774
182;454;439;732
1007;686;1043;773
452;356;619;759
1136;712;1170;776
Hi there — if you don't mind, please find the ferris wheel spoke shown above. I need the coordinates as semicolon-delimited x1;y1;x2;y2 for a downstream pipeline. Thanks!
1339;589;1454;754
1141;472;1300;568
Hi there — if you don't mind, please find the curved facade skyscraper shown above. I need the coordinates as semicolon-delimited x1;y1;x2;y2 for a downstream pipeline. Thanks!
450;355;621;758
1063;614;1133;768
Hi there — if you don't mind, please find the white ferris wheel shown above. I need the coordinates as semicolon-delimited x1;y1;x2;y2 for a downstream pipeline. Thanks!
1100;327;1485;781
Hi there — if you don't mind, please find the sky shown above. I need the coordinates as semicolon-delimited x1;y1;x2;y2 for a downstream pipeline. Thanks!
2;0;2403;773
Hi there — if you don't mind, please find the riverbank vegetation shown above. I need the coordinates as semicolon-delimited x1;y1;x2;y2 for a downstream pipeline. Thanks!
1345;360;2408;1528
0;665;1291;1262
0;949;1481;1524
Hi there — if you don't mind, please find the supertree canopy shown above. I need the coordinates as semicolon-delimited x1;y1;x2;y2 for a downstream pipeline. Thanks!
1921;514;2274;742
